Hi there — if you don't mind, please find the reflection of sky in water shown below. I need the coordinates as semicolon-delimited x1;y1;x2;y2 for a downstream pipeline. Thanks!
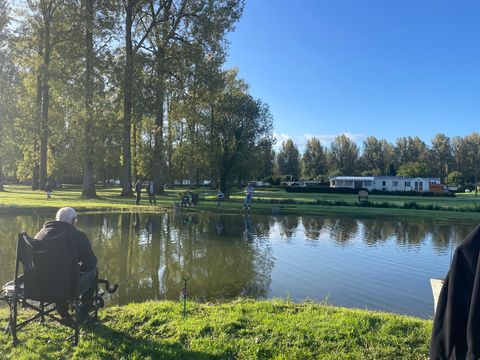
266;217;468;318
0;213;475;319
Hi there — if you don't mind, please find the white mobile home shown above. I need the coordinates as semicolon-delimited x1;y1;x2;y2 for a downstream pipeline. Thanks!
329;176;441;192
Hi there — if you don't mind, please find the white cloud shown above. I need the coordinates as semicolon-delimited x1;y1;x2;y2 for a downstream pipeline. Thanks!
273;132;366;152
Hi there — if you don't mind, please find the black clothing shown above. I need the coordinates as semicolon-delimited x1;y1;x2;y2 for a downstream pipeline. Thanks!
35;221;97;273
135;181;142;193
191;193;199;206
35;221;97;318
56;268;97;318
431;224;480;360
135;181;142;205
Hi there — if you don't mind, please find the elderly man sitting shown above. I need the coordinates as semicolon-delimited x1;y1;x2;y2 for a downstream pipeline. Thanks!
35;207;97;323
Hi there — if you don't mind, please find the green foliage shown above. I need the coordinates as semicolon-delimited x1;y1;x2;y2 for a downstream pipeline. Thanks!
360;137;394;176
431;133;452;180
396;162;429;178
302;137;326;179
277;139;300;178
329;134;359;175
446;171;464;187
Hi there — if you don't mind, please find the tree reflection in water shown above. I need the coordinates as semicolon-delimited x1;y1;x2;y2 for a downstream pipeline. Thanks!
0;213;476;307
88;213;275;304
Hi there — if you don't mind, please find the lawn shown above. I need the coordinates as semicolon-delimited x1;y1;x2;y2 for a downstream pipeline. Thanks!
1;184;480;222
0;299;432;359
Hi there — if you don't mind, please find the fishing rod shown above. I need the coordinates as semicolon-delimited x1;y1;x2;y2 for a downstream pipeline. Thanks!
181;275;190;319
114;269;147;287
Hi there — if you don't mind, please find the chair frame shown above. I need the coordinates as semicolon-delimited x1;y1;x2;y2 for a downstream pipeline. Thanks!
1;232;117;346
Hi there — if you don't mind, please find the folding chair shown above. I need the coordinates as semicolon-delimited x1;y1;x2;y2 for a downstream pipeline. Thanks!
1;232;117;346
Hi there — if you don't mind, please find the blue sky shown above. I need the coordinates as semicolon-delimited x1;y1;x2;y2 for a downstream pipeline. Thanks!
225;0;480;150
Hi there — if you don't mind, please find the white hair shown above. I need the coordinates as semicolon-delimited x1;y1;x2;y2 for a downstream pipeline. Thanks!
56;207;77;223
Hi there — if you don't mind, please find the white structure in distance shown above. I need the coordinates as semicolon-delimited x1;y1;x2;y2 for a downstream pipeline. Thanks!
329;176;441;192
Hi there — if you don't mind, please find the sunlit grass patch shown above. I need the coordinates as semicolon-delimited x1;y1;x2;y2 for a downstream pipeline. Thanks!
0;299;432;359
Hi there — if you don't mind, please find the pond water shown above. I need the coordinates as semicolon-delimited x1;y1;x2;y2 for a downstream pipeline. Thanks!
0;212;475;319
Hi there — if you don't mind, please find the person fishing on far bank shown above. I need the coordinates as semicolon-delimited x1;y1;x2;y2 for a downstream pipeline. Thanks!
135;179;142;205
147;180;156;205
243;182;254;210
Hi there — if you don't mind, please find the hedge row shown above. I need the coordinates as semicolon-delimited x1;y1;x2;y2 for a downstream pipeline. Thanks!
257;198;480;213
284;186;455;197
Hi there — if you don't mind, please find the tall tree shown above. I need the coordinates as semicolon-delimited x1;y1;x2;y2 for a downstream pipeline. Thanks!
254;136;276;180
37;0;57;190
302;137;325;179
277;139;300;179
360;136;393;176
17;0;69;190
140;0;244;194
430;133;452;183
0;0;12;191
452;136;469;174
210;79;272;193
82;0;96;197
394;136;428;169
120;0;161;196
329;134;359;175
465;133;480;196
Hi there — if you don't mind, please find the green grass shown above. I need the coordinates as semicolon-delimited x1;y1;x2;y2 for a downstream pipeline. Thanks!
0;299;432;359
1;184;480;222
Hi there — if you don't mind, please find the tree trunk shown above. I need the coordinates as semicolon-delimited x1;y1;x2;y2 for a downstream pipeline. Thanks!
153;62;165;194
219;172;227;194
121;3;134;197
0;157;4;191
82;0;97;198
39;18;51;191
166;96;174;186
32;72;42;190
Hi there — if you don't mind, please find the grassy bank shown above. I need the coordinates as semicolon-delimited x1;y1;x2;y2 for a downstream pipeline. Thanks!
1;184;480;222
0;299;432;359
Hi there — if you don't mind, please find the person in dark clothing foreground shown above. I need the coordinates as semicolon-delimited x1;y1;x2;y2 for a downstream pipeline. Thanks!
35;207;97;323
430;224;480;360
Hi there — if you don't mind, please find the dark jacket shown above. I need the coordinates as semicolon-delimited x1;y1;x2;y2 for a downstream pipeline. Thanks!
34;221;97;273
431;224;480;360
135;181;142;193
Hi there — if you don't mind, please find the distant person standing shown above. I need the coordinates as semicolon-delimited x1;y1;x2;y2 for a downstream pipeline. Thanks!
216;191;225;208
243;182;254;209
45;182;53;199
148;180;156;205
135;179;143;205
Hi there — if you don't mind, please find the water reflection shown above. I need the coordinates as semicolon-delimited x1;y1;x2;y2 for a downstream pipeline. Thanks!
0;213;476;317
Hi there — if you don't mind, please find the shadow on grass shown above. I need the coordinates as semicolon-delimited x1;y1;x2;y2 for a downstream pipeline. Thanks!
80;322;226;359
0;320;228;360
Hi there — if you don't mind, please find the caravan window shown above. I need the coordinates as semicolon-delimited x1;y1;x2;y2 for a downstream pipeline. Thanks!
414;181;423;191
